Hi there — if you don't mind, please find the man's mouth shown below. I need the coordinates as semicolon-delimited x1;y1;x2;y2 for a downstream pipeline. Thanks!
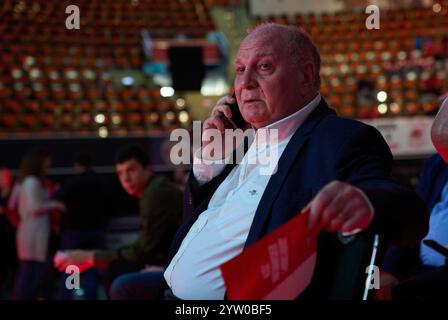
243;99;261;104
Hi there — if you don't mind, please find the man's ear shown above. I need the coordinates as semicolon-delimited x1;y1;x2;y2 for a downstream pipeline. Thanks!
301;60;315;88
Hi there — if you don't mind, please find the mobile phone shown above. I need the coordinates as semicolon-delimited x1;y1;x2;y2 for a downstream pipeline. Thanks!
228;92;246;129
422;239;448;258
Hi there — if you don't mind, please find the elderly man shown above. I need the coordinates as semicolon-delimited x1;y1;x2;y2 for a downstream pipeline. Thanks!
162;23;428;300
54;145;183;298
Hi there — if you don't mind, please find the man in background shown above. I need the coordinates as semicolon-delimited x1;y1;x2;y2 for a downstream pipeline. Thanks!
54;145;183;297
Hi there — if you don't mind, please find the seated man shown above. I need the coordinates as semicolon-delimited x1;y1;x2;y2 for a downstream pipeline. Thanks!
54;145;183;297
161;23;428;300
379;97;448;300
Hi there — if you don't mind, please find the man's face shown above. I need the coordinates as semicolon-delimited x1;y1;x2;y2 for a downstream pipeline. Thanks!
116;159;151;197
234;31;311;129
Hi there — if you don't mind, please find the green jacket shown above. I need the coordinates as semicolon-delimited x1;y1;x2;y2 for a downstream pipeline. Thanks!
94;175;183;267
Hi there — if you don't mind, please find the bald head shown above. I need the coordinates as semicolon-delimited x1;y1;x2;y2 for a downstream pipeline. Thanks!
432;97;448;163
233;23;321;128
243;23;321;90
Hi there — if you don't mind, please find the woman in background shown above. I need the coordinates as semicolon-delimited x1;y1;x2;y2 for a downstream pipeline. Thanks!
12;148;65;300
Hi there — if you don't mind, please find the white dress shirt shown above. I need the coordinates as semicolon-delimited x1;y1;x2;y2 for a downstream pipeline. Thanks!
164;94;322;300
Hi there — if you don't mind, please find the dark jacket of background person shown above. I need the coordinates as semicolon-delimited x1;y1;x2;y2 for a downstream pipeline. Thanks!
164;99;429;299
94;175;183;267
417;154;448;212
382;154;448;280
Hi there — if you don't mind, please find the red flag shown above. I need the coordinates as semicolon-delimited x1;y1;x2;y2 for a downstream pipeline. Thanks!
220;210;317;300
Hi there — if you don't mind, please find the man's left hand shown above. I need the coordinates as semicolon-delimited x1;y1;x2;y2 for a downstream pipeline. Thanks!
54;250;94;273
307;181;374;235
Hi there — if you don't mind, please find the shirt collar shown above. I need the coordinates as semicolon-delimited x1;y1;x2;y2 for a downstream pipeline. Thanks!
255;93;321;142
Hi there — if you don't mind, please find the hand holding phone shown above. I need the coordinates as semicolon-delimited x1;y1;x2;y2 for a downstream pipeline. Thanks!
201;94;247;160
228;93;246;129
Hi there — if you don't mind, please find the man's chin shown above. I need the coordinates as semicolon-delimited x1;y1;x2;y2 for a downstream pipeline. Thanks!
124;188;136;196
244;117;268;129
241;113;267;128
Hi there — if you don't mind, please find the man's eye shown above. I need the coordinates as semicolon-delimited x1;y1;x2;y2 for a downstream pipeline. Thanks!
236;67;245;74
259;63;271;70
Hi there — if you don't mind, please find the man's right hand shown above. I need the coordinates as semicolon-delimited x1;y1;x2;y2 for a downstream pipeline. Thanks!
201;95;241;160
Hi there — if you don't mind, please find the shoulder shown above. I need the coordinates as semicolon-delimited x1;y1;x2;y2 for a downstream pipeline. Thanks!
22;176;41;189
20;176;44;197
311;113;386;149
319;114;379;137
144;175;182;198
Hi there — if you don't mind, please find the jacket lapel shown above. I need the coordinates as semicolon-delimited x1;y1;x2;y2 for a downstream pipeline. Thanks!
244;99;335;247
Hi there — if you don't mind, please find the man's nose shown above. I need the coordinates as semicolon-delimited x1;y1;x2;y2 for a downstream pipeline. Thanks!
240;69;258;90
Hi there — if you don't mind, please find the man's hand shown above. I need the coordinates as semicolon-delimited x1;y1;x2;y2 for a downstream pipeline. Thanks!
201;95;241;160
54;250;94;273
307;181;374;235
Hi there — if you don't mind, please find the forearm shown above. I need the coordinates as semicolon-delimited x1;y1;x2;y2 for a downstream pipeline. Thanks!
30;200;61;217
93;249;120;268
335;125;429;244
93;238;159;268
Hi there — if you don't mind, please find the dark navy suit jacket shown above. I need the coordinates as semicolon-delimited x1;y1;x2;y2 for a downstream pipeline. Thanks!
166;98;429;298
